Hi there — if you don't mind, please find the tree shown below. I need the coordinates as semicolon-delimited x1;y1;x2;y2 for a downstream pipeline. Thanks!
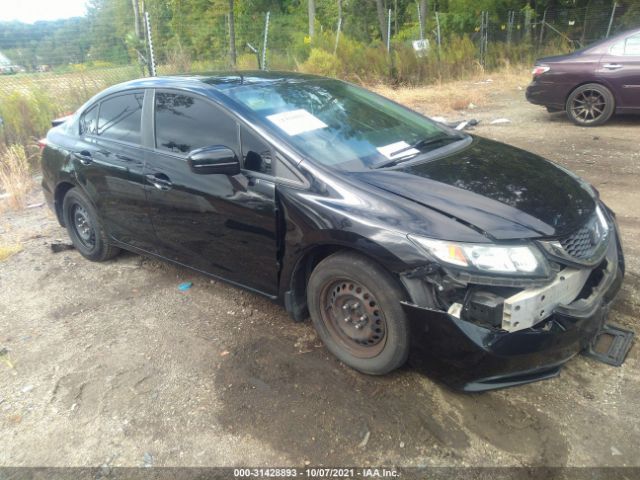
309;0;316;38
419;0;428;38
374;0;388;46
131;0;141;38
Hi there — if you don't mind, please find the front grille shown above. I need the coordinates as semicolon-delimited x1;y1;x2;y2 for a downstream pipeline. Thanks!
559;213;605;260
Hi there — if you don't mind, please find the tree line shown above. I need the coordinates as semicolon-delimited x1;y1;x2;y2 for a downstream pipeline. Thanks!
0;0;638;71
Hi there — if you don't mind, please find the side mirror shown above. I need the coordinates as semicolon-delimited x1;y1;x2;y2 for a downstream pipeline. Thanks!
187;145;240;175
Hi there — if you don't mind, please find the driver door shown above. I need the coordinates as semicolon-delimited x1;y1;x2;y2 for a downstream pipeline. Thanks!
143;90;279;296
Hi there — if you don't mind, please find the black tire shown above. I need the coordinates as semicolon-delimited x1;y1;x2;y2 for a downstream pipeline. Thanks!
307;251;410;375
62;188;120;262
566;83;615;126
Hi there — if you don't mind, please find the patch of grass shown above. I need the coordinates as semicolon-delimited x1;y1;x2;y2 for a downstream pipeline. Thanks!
0;144;33;211
0;244;22;261
371;67;531;115
373;81;486;115
0;89;55;147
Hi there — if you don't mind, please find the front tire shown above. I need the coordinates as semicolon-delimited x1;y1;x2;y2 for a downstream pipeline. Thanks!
62;188;120;262
307;251;410;375
566;83;615;126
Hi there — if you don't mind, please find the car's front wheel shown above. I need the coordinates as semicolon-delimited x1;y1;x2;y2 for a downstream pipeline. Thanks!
566;83;615;126
62;188;120;262
307;251;410;375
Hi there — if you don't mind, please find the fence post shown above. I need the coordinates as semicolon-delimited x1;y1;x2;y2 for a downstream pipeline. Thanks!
144;11;156;76
435;11;441;55
334;17;342;55
606;2;618;38
261;11;270;71
507;10;514;46
387;9;391;52
416;1;424;41
538;8;547;52
479;11;488;67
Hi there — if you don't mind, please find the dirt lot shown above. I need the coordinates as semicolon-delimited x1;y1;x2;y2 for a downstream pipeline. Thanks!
1;74;639;469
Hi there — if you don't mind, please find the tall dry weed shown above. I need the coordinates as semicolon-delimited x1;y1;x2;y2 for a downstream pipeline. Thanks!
0;144;33;211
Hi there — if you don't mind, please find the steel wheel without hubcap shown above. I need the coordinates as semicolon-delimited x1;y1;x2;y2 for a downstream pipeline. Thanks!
72;203;96;249
570;89;606;124
320;279;387;358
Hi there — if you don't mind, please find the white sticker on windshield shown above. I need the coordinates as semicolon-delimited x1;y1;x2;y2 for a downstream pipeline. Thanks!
266;109;328;136
376;141;420;160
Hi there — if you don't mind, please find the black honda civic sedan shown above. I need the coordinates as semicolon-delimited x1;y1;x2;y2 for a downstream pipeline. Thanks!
41;72;628;391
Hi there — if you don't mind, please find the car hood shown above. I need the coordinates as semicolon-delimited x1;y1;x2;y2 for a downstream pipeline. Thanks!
350;137;596;240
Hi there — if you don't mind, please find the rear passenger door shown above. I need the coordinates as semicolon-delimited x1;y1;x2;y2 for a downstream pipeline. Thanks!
75;90;157;251
143;90;279;295
599;33;640;109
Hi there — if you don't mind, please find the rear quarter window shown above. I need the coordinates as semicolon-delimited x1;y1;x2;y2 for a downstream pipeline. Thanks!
610;34;640;56
97;92;144;144
79;105;98;136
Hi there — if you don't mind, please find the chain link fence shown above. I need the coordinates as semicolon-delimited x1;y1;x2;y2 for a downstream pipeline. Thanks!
0;2;637;146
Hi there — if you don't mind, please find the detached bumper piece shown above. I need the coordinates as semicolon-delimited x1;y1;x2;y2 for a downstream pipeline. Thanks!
583;323;634;366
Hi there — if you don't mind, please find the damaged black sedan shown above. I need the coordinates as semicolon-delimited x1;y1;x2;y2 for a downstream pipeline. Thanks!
41;72;631;391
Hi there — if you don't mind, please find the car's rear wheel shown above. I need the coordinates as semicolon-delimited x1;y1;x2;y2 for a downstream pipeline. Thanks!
307;251;410;375
62;188;120;261
566;83;615;126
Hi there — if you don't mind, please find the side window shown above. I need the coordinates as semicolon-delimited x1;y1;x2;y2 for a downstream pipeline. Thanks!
155;92;238;154
611;35;640;56
79;105;98;136
97;93;144;144
241;127;273;175
625;35;640;55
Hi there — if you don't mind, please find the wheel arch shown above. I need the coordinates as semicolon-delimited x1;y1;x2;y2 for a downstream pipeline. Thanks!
54;180;77;226
283;242;410;322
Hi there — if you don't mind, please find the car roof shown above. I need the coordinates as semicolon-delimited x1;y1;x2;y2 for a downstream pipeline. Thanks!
101;70;329;96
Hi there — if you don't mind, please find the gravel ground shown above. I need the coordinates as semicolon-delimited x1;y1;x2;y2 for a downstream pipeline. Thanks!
1;77;639;468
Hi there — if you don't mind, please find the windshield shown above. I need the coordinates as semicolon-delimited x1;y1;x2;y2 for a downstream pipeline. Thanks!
223;79;459;171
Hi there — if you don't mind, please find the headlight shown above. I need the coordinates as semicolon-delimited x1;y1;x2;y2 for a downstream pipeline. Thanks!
408;235;549;276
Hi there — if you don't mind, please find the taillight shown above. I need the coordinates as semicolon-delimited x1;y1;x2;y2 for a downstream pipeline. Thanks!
37;138;47;151
532;65;550;77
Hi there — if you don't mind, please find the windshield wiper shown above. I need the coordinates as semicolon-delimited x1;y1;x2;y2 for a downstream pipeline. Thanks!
372;134;461;169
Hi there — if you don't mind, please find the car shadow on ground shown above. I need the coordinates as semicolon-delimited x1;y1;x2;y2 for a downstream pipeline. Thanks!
545;112;640;127
210;311;570;466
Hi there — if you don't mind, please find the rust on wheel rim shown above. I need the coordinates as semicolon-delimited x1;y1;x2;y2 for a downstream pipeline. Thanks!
320;279;387;358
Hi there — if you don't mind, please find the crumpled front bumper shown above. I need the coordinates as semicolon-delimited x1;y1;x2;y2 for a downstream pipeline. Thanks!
403;229;625;392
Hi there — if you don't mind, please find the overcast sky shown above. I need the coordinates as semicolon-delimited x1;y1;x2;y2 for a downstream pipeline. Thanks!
0;0;87;23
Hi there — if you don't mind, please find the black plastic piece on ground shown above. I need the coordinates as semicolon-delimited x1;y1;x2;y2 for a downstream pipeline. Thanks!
50;242;75;253
584;323;634;367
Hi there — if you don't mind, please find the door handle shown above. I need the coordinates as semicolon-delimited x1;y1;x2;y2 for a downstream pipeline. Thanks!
146;173;173;191
603;63;623;70
73;150;93;165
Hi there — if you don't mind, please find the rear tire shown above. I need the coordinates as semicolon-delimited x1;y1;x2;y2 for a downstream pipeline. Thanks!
62;188;120;262
307;251;410;375
566;83;615;126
